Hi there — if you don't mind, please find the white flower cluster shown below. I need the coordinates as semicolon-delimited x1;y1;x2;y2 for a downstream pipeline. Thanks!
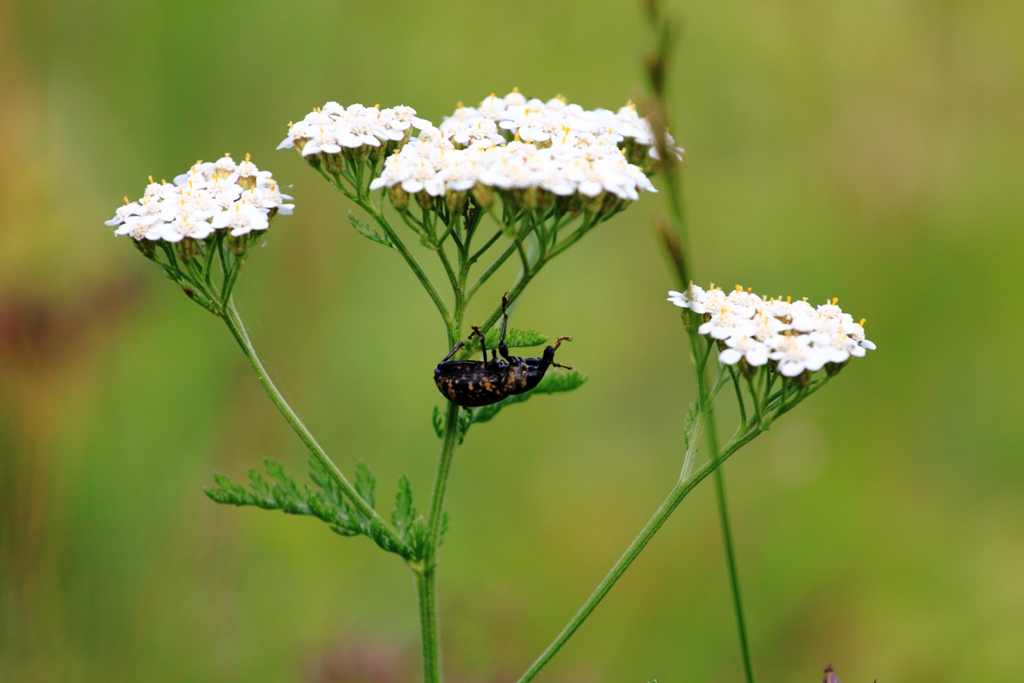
277;103;431;156
669;284;876;376
106;154;293;243
368;91;668;207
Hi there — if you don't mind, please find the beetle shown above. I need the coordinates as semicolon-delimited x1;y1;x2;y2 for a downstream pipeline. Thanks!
434;294;573;408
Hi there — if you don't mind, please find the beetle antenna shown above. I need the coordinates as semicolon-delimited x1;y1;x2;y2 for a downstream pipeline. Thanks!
553;335;572;350
552;362;574;370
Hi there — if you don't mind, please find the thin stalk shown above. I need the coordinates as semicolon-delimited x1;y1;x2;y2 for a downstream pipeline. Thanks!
322;173;452;332
707;422;756;683
362;202;453;335
515;423;762;683
425;396;460;562
222;301;408;555
466;237;519;301
417;333;466;683
469;229;504;264
694;334;755;683
415;568;441;683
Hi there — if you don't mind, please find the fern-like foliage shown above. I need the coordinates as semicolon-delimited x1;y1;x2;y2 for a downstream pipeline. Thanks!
456;326;548;360
205;458;438;562
349;210;394;249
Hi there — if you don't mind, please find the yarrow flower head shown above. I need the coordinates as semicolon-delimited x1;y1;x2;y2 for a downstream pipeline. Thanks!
364;90;673;216
278;102;432;166
106;154;292;314
105;153;292;254
669;284;875;381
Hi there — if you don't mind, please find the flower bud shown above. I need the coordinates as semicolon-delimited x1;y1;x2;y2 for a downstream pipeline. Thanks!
535;189;554;213
825;361;847;377
229;234;250;256
133;238;156;258
388;185;410;211
177;236;201;263
470;183;495;209
416;191;435;211
445;189;467;213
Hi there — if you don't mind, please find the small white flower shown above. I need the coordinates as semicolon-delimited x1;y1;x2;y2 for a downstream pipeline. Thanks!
719;333;770;367
698;305;756;340
211;203;270;236
769;334;827;377
162;214;215;242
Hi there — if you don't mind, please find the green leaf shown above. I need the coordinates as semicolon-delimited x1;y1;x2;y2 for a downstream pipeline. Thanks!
431;404;444;438
406;515;429;561
355;461;376;510
457;327;548;360
683;402;698;448
457;409;472;445
204;460;380;544
391;474;416;538
349;210;393;249
483;326;548;350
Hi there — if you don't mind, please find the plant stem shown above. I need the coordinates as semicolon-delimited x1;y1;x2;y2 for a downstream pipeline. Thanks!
694;338;756;683
222;301;407;554
416;568;441;683
515;423;762;683
708;425;756;683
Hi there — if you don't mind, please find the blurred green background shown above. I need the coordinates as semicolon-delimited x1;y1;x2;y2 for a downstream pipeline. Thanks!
2;0;1022;681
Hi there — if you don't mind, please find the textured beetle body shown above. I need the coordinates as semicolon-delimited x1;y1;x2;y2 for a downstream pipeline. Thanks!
433;295;571;408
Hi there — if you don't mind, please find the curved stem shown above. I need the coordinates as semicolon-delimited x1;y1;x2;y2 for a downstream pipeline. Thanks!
222;301;408;555
363;203;452;332
515;424;762;683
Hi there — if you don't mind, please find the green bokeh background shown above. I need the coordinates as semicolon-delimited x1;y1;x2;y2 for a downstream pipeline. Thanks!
2;1;1022;681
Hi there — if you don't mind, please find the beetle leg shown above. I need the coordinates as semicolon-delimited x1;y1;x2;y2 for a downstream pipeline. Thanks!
498;292;513;361
470;325;488;358
440;341;465;363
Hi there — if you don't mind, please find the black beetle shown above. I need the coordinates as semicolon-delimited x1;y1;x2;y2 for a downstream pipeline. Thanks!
434;294;572;408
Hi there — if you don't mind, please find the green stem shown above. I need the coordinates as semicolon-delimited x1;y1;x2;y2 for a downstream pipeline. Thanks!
707;422;755;683
222;301;408;555
693;336;756;683
415;568;441;683
515;423;762;683
425;398;460;565
416;338;465;683
363;202;453;334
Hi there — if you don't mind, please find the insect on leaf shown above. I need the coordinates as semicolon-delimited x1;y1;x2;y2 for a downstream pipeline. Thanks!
469;368;588;426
